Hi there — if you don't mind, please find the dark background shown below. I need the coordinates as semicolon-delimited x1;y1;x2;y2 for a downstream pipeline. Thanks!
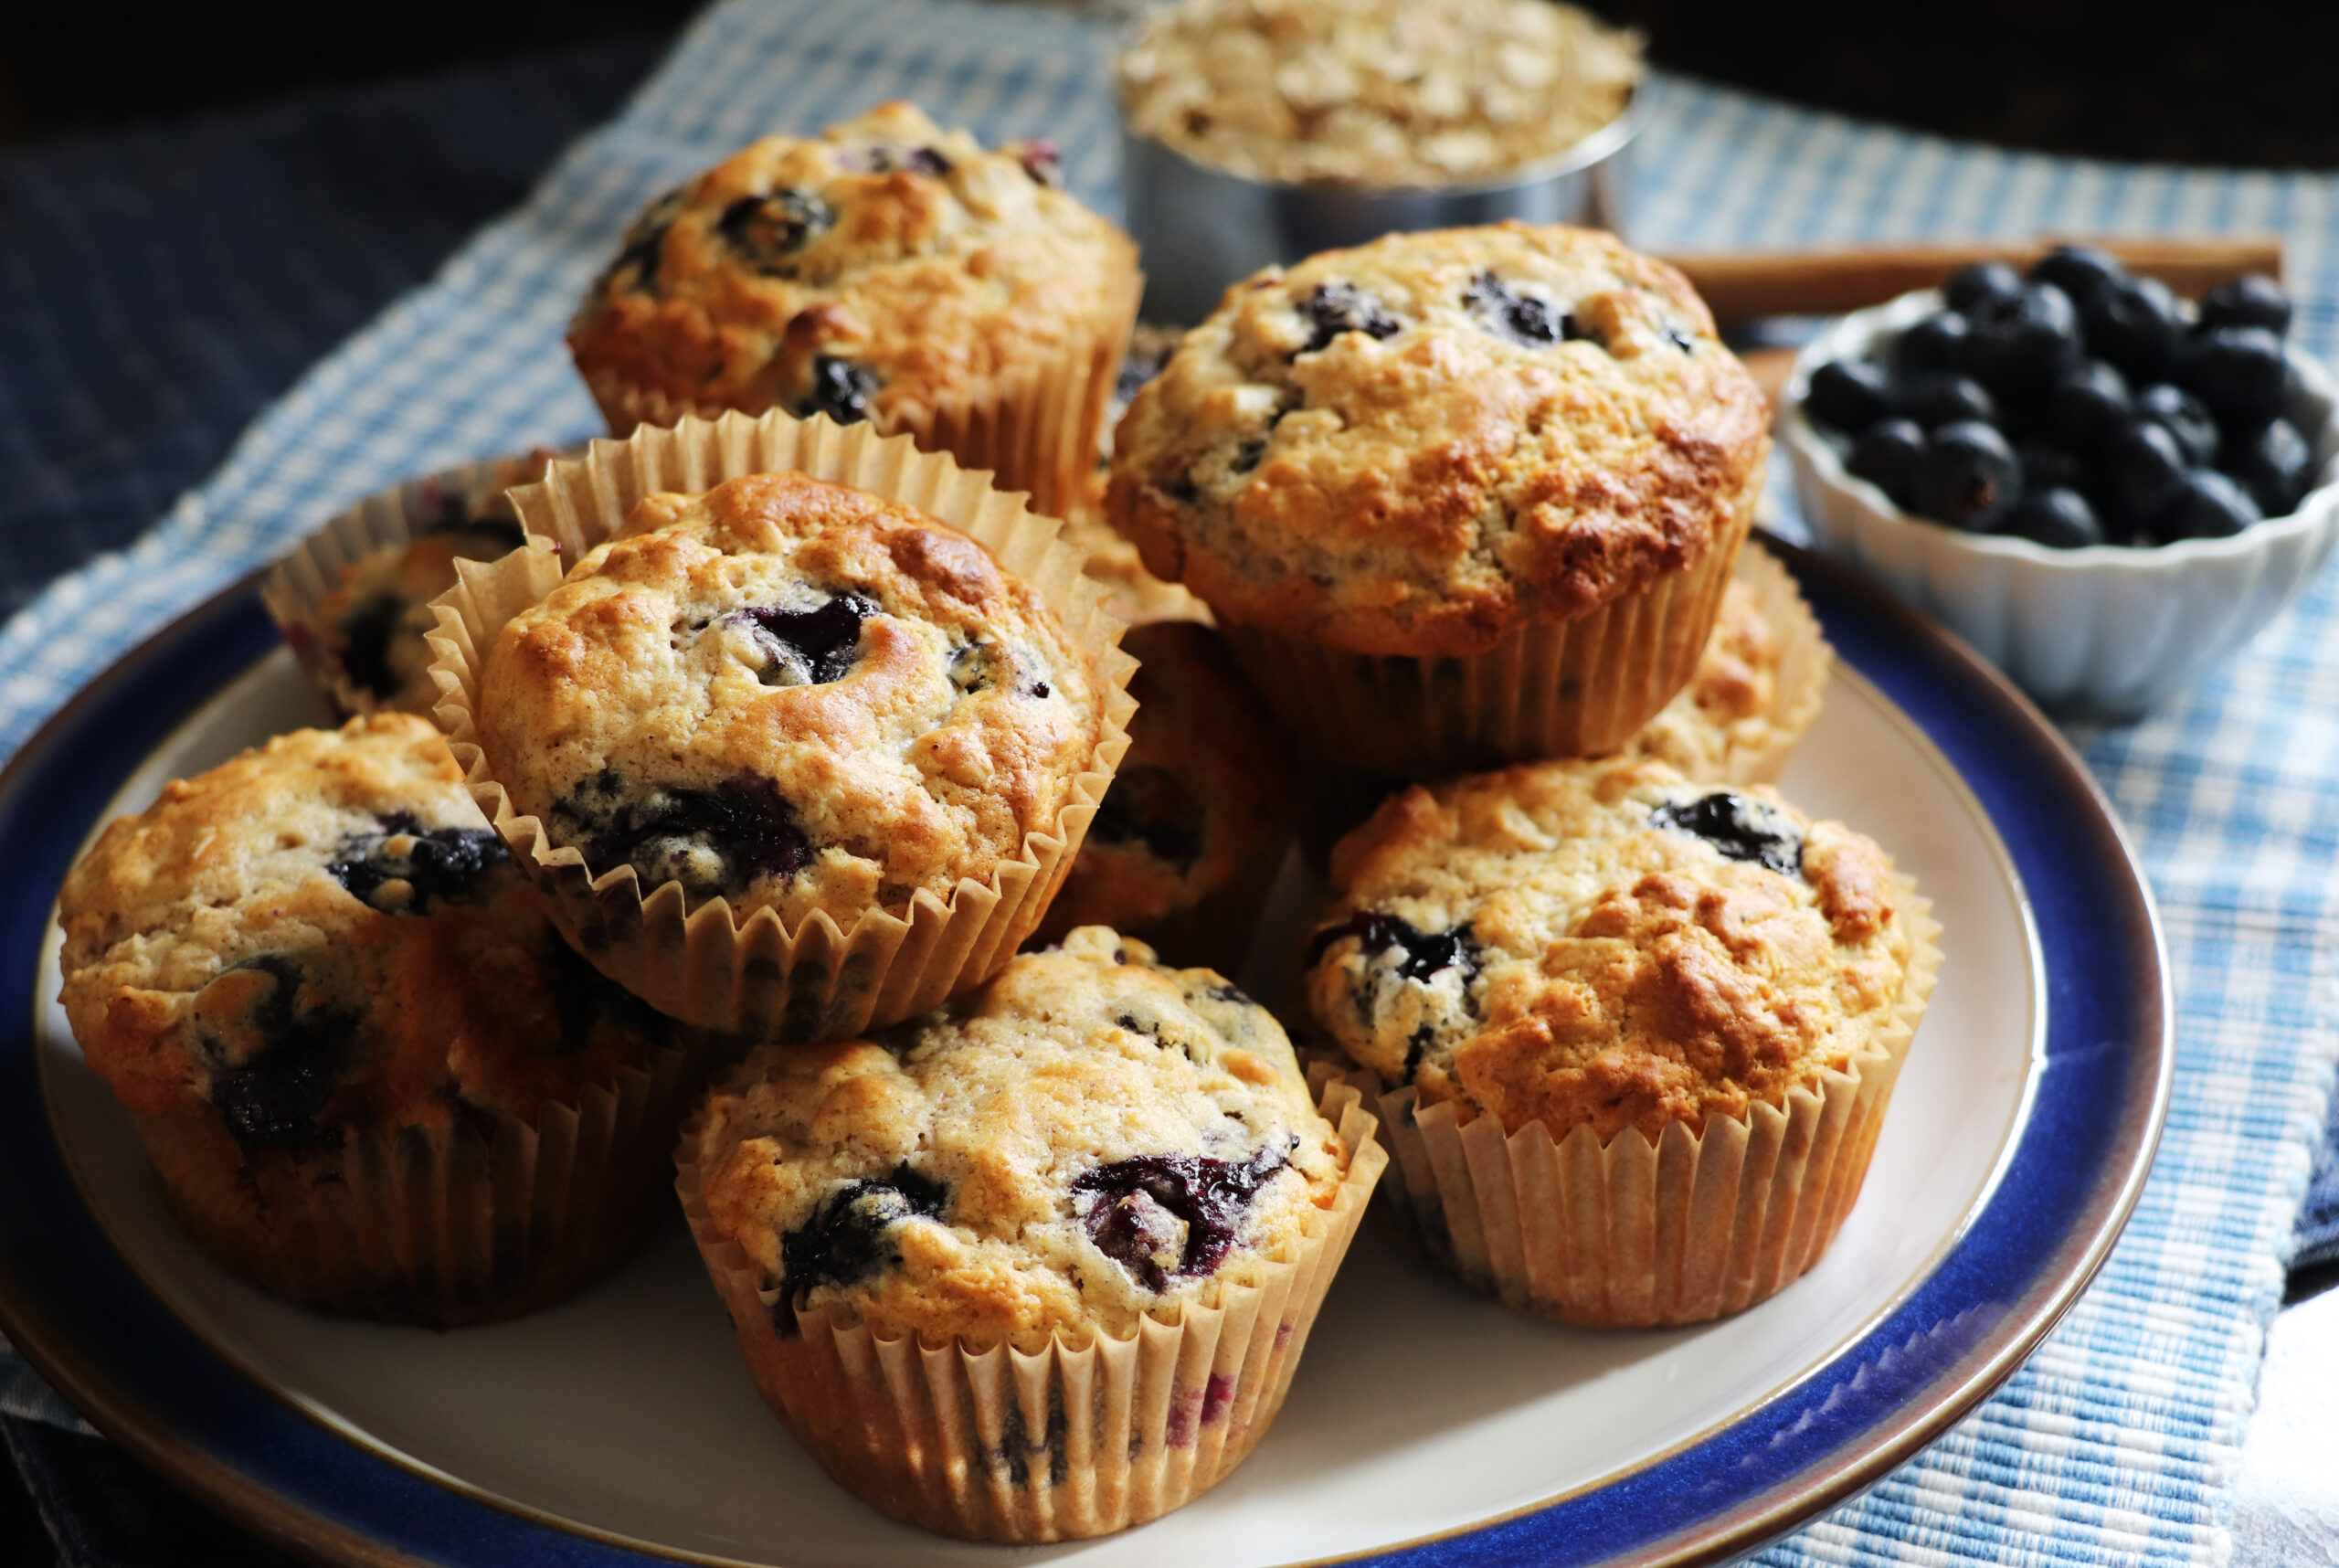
4;0;2338;165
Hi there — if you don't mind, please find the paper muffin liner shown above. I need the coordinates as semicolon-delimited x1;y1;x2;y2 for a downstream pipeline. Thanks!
261;450;558;720
582;270;1142;524
426;411;1138;1041
1311;881;1939;1328
123;1043;702;1327
1221;480;1757;777
674;1077;1388;1542
1715;541;1830;786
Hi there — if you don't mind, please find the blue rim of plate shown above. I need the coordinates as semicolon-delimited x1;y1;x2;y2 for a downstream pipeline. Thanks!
0;536;2172;1568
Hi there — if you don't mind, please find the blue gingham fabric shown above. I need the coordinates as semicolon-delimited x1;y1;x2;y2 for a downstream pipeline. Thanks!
2;5;2336;1563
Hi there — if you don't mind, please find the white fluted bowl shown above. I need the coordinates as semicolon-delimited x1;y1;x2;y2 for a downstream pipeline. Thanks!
1782;290;2339;716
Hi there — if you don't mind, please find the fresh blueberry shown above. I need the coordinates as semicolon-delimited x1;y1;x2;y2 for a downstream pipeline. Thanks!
2080;274;2184;382
779;1167;948;1298
198;956;361;1152
1461;271;1573;348
2028;244;2125;306
1845;418;1925;508
327;811;508;912
1648;790;1805;876
1912;419;2022;529
1944;260;2025;317
2198;274;2291;336
2042;359;2131;453
2132;384;2220;466
2158;469;2263;540
2174;326;2291;430
552;770;813;897
2000;488;2104;549
1804;359;1892;432
2016;442;2085;494
1072;1146;1287;1292
1891;311;1969;380
715;188;833;272
2223;418;2316;516
798;355;879;425
1954;282;2081;400
1304;910;1476;981
1294;281;1402;355
2102;418;2191;525
1894;372;1998;430
1088;765;1204;866
726;594;874;685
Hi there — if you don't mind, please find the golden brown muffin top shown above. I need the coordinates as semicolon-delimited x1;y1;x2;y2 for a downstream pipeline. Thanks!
58;715;673;1150
1106;223;1769;656
1037;621;1293;949
568;101;1137;423
1305;758;1910;1141
477;471;1103;928
693;927;1347;1351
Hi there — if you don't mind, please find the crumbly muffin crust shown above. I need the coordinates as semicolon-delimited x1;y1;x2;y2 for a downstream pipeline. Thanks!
1036;622;1290;953
568;101;1138;428
58;715;672;1149
1305;758;1910;1141
1106;223;1769;656
693;927;1347;1351
477;471;1103;926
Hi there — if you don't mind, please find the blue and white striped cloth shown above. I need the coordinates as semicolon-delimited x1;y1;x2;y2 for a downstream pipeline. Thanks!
2;4;2335;1563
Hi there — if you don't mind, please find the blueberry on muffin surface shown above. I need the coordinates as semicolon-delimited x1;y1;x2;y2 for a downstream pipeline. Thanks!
476;470;1105;926
1306;758;1912;1141
692;927;1348;1350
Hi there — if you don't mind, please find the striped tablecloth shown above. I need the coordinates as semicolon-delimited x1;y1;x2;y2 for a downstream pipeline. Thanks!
4;4;2336;1563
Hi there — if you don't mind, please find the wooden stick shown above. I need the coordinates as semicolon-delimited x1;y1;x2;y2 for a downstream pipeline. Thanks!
1662;236;2284;326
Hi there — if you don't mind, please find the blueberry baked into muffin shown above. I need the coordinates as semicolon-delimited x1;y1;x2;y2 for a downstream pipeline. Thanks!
1305;758;1935;1326
1107;222;1770;772
677;927;1382;1541
568;101;1139;517
56;714;697;1325
1034;621;1293;971
459;457;1124;1038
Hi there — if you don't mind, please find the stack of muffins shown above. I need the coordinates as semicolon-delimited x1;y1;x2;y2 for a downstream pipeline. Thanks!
55;99;1935;1546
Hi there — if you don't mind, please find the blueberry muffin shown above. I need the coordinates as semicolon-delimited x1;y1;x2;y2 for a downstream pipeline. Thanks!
57;714;697;1324
1107;222;1770;772
267;451;553;720
1304;758;1935;1325
677;927;1383;1541
479;470;1103;927
568;101;1139;518
1035;622;1291;972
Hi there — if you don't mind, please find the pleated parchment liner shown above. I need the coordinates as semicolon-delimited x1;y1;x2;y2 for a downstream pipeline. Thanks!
1294;539;1832;873
1623;538;1834;788
124;1044;697;1328
426;411;1138;1042
1313;882;1940;1329
674;1079;1390;1543
580;269;1142;523
1220;472;1760;778
260;450;557;721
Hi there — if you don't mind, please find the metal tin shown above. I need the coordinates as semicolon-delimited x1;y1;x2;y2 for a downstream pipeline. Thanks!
1120;90;1646;323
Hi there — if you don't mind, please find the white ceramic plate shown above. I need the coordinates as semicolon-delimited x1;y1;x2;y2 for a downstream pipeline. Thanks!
0;546;2167;1566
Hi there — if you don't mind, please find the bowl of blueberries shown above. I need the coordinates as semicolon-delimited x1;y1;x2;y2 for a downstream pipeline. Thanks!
1780;246;2339;715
